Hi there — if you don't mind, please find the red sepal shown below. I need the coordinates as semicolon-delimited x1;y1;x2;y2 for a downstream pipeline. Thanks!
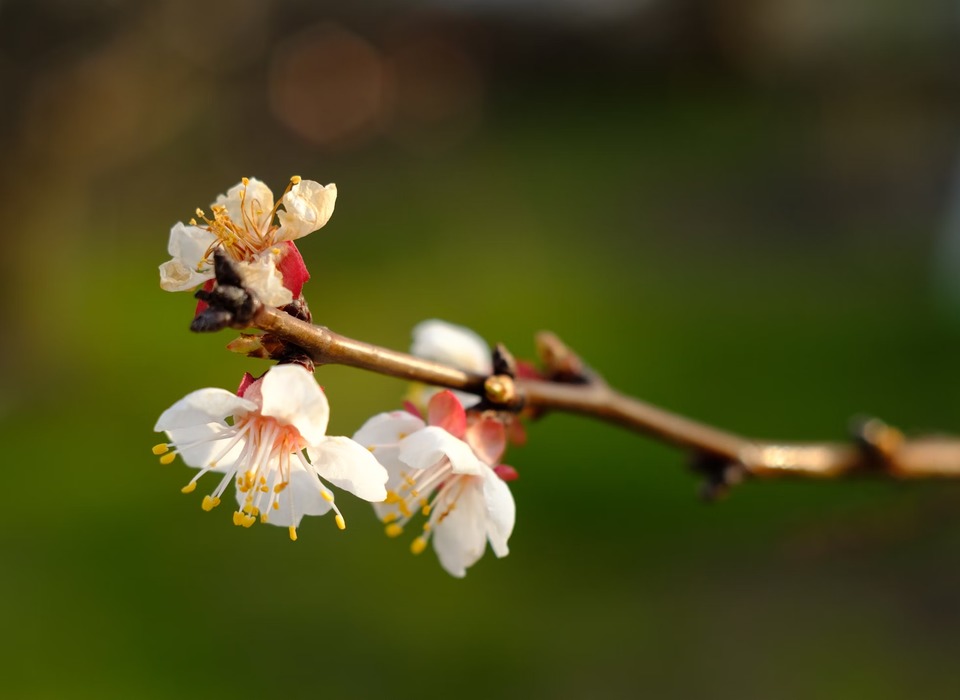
494;464;519;482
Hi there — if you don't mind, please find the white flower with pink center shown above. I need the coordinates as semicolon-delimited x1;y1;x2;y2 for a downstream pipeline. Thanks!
353;391;516;577
153;364;387;540
159;176;336;307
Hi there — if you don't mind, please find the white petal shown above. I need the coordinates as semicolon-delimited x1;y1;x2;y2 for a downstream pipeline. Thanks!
398;426;484;476
277;181;337;241
308;436;388;502
352;411;425;447
236;255;293;307
366;444;406;480
155;388;256;431
258;364;329;444
432;478;487;578
159;223;216;291
166;423;241;472
481;465;515;558
215;178;274;235
411;319;492;375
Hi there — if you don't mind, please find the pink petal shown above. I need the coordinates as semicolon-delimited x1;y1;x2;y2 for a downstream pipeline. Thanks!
278;240;310;298
466;417;506;466
507;416;528;446
494;464;519;482
427;390;467;439
194;279;216;315
515;360;542;379
236;372;258;398
402;400;424;420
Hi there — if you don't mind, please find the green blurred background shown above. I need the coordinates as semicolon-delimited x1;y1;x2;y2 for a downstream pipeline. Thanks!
4;0;960;697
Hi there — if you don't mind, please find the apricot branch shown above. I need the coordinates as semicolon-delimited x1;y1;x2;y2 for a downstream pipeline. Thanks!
195;251;960;495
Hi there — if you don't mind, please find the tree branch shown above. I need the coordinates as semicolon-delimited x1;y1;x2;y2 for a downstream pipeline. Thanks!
191;254;960;493
248;305;960;487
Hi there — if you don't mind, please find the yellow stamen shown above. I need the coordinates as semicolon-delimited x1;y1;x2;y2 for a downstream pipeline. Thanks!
180;482;197;494
201;495;220;512
410;537;428;555
321;491;334;503
260;514;269;523
335;514;346;530
152;444;169;455
398;501;412;518
242;514;255;528
384;491;400;504
159;453;177;465
421;505;431;516
385;523;404;538
233;511;244;526
274;482;288;493
242;177;250;186
382;512;398;524
290;175;302;184
288;526;298;542
272;501;279;510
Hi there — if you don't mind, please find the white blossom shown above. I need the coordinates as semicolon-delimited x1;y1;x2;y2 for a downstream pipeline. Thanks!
153;364;387;540
410;319;492;408
354;391;515;577
159;176;336;305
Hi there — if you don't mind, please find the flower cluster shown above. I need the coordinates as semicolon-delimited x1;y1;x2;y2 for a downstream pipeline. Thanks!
154;177;522;577
159;176;336;308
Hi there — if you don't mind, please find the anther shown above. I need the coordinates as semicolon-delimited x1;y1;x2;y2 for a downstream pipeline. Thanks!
410;537;428;555
152;444;170;455
321;491;334;503
201;495;221;512
181;482;197;494
385;523;404;538
159;453;177;465
290;175;302;184
335;514;346;530
288;526;298;542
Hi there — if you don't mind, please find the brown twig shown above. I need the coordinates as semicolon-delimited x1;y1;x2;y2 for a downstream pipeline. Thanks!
247;304;960;487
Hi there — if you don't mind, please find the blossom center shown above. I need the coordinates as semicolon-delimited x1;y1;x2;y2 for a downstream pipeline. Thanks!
192;177;294;263
382;459;474;554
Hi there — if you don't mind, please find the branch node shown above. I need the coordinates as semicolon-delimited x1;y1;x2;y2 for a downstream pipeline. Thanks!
852;416;904;471
691;453;746;502
484;374;518;406
190;251;259;333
